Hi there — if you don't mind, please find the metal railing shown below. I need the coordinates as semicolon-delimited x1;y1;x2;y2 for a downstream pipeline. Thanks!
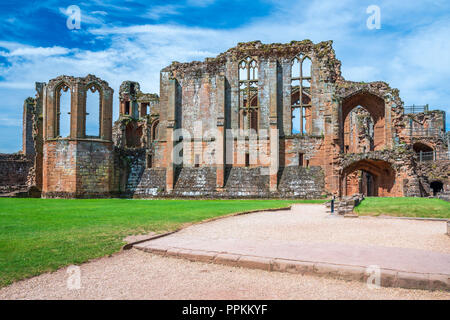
418;150;450;162
404;104;429;114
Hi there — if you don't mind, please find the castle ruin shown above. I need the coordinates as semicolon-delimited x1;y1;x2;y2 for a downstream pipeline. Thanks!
1;40;448;199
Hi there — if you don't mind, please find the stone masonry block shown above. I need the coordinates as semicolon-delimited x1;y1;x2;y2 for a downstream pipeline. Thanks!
237;256;272;271
214;253;241;267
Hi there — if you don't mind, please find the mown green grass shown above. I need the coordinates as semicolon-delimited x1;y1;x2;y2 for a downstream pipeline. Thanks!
0;198;325;287
354;197;450;219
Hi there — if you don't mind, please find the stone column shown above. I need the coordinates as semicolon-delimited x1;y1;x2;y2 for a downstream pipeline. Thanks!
22;98;36;157
268;59;279;192
34;82;45;191
384;100;393;149
71;81;85;139
101;88;113;141
165;79;177;193
45;85;56;140
216;75;226;189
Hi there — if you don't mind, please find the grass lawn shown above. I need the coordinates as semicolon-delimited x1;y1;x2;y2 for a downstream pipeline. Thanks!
354;197;450;219
0;198;324;287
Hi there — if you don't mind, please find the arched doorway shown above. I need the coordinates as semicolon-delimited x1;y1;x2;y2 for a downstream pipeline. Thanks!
413;142;434;161
341;159;395;197
341;91;385;152
430;180;443;196
413;142;433;153
343;105;374;153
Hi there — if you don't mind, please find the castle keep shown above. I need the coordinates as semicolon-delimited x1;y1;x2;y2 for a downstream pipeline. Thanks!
1;40;448;199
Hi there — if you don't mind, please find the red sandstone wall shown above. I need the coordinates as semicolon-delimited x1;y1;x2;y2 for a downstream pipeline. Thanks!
43;141;78;195
43;140;114;197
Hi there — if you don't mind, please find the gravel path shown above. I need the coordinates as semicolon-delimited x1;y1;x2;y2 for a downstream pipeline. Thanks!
169;204;449;254
1;249;449;300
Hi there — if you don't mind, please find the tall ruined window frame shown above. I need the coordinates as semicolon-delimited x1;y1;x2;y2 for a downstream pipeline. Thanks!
54;82;71;138
291;54;312;135
238;56;259;132
85;82;103;138
150;119;159;142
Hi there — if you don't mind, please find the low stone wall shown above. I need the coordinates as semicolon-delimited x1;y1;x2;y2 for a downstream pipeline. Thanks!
132;168;166;197
0;153;33;194
172;167;217;197
278;166;324;199
416;160;450;197
327;193;364;215
123;165;325;198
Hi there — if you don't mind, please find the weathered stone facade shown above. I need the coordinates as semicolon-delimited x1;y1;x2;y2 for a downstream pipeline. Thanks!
2;40;448;199
40;75;115;198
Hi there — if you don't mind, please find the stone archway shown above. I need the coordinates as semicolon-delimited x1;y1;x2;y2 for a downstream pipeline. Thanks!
341;159;395;197
341;91;385;151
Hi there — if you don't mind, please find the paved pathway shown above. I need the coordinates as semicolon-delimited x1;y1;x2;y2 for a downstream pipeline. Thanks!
135;204;450;290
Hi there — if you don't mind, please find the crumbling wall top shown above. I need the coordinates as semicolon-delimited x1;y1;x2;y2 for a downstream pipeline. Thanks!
46;74;113;93
335;80;404;113
119;80;159;103
162;40;342;80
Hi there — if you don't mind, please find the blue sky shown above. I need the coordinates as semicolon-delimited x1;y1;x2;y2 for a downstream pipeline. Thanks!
0;0;449;152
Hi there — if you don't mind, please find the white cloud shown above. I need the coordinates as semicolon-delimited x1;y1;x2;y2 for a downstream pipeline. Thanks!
187;0;216;7
143;5;182;20
0;116;21;127
0;46;70;57
91;11;108;16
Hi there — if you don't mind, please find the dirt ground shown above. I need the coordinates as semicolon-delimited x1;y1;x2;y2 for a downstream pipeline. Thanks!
1;249;449;300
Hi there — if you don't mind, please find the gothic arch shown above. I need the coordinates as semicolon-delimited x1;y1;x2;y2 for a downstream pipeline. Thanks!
54;81;72;138
341;90;386;151
340;159;395;197
85;82;103;138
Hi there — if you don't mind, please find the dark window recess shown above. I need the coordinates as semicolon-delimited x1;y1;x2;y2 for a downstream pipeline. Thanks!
245;153;250;167
298;153;304;167
195;154;200;167
250;110;258;132
125;101;130;115
147;154;152;168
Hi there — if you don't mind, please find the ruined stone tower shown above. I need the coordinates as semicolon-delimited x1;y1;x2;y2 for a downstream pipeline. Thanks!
40;75;115;198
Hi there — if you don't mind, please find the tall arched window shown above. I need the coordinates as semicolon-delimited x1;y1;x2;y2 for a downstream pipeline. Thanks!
151;119;159;141
56;83;71;138
291;54;311;135
343;105;374;153
239;56;259;132
85;83;102;137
